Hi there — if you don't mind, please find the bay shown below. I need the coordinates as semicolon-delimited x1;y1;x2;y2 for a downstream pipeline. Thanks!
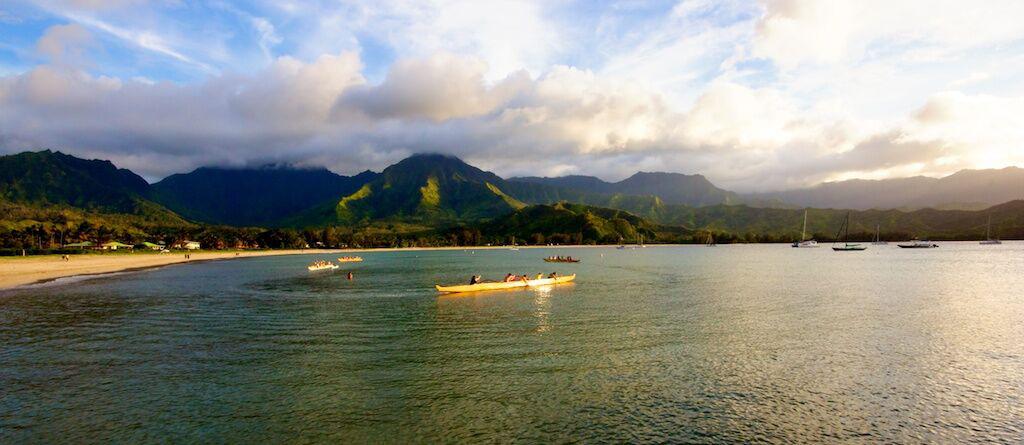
2;243;1023;443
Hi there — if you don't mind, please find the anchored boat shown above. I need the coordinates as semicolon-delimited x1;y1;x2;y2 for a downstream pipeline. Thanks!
832;212;867;251
980;214;1002;245
436;274;576;293
337;256;364;262
898;239;939;249
872;224;888;245
792;210;819;248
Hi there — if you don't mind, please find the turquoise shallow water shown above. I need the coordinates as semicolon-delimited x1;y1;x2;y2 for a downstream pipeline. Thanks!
2;243;1024;443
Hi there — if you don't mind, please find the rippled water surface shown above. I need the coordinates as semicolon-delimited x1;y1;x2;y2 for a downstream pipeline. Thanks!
3;244;1024;443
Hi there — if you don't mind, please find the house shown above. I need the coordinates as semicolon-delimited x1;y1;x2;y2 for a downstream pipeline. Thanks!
138;242;162;250
64;241;95;249
101;241;134;251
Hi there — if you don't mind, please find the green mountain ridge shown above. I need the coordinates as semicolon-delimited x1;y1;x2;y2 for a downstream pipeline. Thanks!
313;154;526;225
0;150;186;225
2;150;1024;250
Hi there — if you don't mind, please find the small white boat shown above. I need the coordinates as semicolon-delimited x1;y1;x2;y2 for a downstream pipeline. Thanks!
792;210;819;248
307;262;339;271
898;239;939;249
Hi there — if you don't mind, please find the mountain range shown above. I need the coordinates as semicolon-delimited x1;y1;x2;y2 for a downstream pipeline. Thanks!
151;165;377;227
510;172;740;206
2;150;1023;245
749;167;1024;210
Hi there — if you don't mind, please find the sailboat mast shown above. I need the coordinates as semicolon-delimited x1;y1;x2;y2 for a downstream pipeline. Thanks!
801;210;808;241
986;214;992;240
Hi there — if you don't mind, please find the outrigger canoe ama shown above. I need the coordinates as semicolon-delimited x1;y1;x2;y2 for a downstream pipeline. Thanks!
435;274;576;293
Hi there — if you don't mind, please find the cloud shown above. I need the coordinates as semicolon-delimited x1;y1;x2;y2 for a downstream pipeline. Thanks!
2;49;1022;191
752;0;1024;69
338;53;527;121
35;23;95;67
3;1;1024;192
62;0;148;10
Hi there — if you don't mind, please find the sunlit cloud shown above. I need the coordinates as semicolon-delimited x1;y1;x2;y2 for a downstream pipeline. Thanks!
0;0;1023;191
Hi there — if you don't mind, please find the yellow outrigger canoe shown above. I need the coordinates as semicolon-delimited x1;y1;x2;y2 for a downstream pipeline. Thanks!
436;274;576;293
337;256;363;263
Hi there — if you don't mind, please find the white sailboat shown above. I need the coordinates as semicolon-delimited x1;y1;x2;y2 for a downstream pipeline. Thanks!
792;210;819;248
872;224;888;245
509;236;519;251
705;231;716;247
980;214;1002;245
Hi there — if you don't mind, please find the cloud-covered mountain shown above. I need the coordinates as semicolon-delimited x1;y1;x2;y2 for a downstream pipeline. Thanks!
510;172;739;207
749;167;1024;210
151;165;378;227
4;150;1024;243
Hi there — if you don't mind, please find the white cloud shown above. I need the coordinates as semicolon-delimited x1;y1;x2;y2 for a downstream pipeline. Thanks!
35;23;94;67
3;1;1024;191
753;0;1024;69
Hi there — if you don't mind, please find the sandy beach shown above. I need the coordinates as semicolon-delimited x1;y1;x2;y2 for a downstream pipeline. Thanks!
0;244;669;291
0;249;344;290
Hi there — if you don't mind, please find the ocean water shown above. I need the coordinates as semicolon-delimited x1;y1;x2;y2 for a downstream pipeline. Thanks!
2;244;1023;443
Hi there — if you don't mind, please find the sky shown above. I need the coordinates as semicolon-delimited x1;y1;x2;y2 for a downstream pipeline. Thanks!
1;0;1023;191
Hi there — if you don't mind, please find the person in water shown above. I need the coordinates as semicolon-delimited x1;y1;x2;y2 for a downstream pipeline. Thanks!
347;272;353;280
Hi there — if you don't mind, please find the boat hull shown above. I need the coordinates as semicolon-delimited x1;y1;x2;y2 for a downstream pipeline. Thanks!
833;245;867;251
436;274;576;293
543;259;580;263
337;257;363;262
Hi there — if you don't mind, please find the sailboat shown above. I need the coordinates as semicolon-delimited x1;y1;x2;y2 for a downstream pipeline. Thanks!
509;236;519;251
705;231;716;247
872;224;887;245
832;212;867;251
980;214;1002;245
792;210;819;248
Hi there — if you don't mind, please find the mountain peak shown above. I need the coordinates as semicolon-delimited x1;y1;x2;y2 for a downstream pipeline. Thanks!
330;153;518;223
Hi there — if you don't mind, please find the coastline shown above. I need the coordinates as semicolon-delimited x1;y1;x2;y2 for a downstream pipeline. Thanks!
0;249;345;291
5;241;995;291
0;244;636;290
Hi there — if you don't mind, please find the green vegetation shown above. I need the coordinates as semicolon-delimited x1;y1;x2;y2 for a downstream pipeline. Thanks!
2;150;1022;254
150;165;376;227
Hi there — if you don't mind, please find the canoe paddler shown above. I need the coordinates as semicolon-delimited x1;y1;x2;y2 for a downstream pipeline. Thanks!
469;275;482;285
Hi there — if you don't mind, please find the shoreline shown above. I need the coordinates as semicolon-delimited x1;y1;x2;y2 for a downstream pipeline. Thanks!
2;241;1007;291
0;249;345;291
